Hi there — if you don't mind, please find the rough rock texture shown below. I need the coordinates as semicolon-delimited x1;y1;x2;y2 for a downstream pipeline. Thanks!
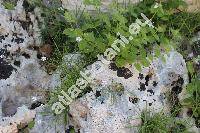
0;0;63;132
0;0;199;133
0;105;36;133
30;105;66;133
0;0;46;113
68;51;199;133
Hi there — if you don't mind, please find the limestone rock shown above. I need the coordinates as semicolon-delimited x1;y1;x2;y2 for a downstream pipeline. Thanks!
30;105;66;133
0;0;52;115
0;1;63;132
69;51;190;133
0;105;36;133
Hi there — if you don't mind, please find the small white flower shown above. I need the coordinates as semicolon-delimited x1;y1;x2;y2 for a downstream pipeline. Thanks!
154;3;160;8
41;56;47;61
76;37;82;42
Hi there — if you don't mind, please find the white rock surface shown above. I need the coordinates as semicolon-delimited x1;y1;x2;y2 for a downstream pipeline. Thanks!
0;0;63;132
69;51;191;133
0;0;199;133
0;105;36;133
0;0;45;116
30;105;66;133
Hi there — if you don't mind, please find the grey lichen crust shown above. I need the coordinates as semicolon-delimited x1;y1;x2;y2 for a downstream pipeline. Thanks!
0;0;63;132
68;52;198;133
0;0;199;133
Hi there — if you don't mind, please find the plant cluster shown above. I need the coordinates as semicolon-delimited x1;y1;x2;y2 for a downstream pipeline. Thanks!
139;111;190;133
25;0;200;129
182;78;200;126
1;0;19;10
63;0;185;69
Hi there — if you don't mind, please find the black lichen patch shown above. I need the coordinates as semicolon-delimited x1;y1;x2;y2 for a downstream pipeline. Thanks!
95;90;101;98
147;89;154;95
138;83;146;91
148;103;152;106
37;53;42;59
0;58;14;80
109;63;133;79
109;62;118;71
171;77;184;87
22;52;30;59
117;67;133;79
15;36;24;44
129;97;139;104
171;77;184;94
138;73;144;80
171;86;183;95
169;84;183;116
14;60;21;67
145;74;152;86
30;101;43;110
0;35;5;43
153;81;158;87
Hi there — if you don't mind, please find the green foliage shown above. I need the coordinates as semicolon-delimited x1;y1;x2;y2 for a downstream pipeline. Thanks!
2;2;15;10
29;0;199;73
83;0;101;6
28;121;35;129
34;0;200;124
138;110;189;133
170;12;200;38
139;111;170;133
186;61;195;76
33;0;199;72
183;78;200;120
62;0;182;70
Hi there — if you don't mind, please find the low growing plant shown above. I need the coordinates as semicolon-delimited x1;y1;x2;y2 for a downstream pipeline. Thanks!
30;0;200;118
2;1;16;10
182;78;200;126
138;110;190;133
